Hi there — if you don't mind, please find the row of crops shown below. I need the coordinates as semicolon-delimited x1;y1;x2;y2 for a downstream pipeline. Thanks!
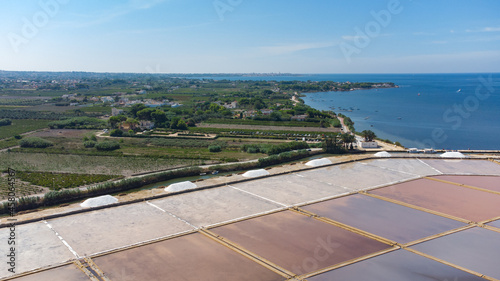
15;171;120;190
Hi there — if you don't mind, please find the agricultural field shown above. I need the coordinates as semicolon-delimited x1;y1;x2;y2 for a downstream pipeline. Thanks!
0;119;50;140
0;152;204;176
189;126;338;138
0;140;18;150
0;173;45;200
15;171;120;190
204;119;322;127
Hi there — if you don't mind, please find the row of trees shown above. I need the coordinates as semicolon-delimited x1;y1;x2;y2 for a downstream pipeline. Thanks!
323;130;377;153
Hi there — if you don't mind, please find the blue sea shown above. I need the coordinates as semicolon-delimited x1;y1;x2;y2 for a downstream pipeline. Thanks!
189;74;500;150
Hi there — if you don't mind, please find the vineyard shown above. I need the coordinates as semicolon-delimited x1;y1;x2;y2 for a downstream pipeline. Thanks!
188;126;337;138
204;119;322;127
144;138;228;148
0;152;203;175
0;119;50;140
15;171;120;190
0;173;45;200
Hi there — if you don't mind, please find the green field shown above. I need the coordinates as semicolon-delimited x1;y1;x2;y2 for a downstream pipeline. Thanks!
16;171;120;190
0;173;45;200
0;138;19;150
0;119;50;140
0;152;204;176
188;127;335;137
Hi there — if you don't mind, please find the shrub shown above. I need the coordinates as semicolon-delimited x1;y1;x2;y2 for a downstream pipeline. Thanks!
242;141;309;155
19;137;54;148
48;117;106;129
83;140;97;148
14;135;22;139
258;149;310;167
95;141;120;151
208;145;222;152
110;129;123;137
0;119;12;126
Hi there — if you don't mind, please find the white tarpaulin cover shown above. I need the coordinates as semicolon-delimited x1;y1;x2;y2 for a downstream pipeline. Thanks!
305;158;333;167
165;181;197;192
374;151;392;158
80;195;118;208
440;151;467;158
242;169;270;178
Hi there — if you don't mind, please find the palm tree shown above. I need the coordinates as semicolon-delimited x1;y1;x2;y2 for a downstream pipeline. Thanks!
340;133;355;149
360;130;376;142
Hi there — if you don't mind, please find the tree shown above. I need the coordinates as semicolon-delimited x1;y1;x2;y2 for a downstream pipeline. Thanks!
170;117;180;129
322;135;344;154
123;118;138;130
108;116;125;128
360;130;376;142
151;110;167;125
176;119;187;130
186;119;196;127
340;133;356;149
136;108;155;120
253;99;265;110
110;129;123;137
130;104;147;117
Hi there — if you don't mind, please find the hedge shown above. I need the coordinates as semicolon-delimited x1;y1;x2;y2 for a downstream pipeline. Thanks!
19;137;54;148
95;141;120;151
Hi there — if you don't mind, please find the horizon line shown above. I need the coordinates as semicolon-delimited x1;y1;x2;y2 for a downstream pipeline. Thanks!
1;70;499;76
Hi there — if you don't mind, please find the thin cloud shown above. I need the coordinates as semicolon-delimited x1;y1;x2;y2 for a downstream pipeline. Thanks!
342;33;391;41
57;0;168;28
259;42;337;55
413;32;436;36
430;40;447;44
466;27;500;33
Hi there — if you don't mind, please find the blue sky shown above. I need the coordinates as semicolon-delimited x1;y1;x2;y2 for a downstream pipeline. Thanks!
1;0;500;73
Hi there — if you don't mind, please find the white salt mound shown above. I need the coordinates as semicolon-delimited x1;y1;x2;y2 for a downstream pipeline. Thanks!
80;195;118;208
374;151;392;158
242;169;270;178
440;151;467;158
305;158;332;167
165;181;197;192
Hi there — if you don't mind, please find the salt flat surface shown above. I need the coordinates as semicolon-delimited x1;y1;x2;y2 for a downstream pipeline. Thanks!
150;186;283;227
363;159;441;177
297;162;417;190
0;222;75;279
47;202;193;256
232;173;349;205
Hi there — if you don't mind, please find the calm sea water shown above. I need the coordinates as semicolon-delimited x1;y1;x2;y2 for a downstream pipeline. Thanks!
189;74;500;150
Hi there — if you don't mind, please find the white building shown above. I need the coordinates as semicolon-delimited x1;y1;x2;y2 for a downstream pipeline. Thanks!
357;140;378;148
111;108;124;116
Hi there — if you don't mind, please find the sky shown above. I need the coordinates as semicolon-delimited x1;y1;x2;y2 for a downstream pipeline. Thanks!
1;0;500;74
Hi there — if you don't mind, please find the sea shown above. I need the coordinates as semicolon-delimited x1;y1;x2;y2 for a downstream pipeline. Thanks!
188;73;500;150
